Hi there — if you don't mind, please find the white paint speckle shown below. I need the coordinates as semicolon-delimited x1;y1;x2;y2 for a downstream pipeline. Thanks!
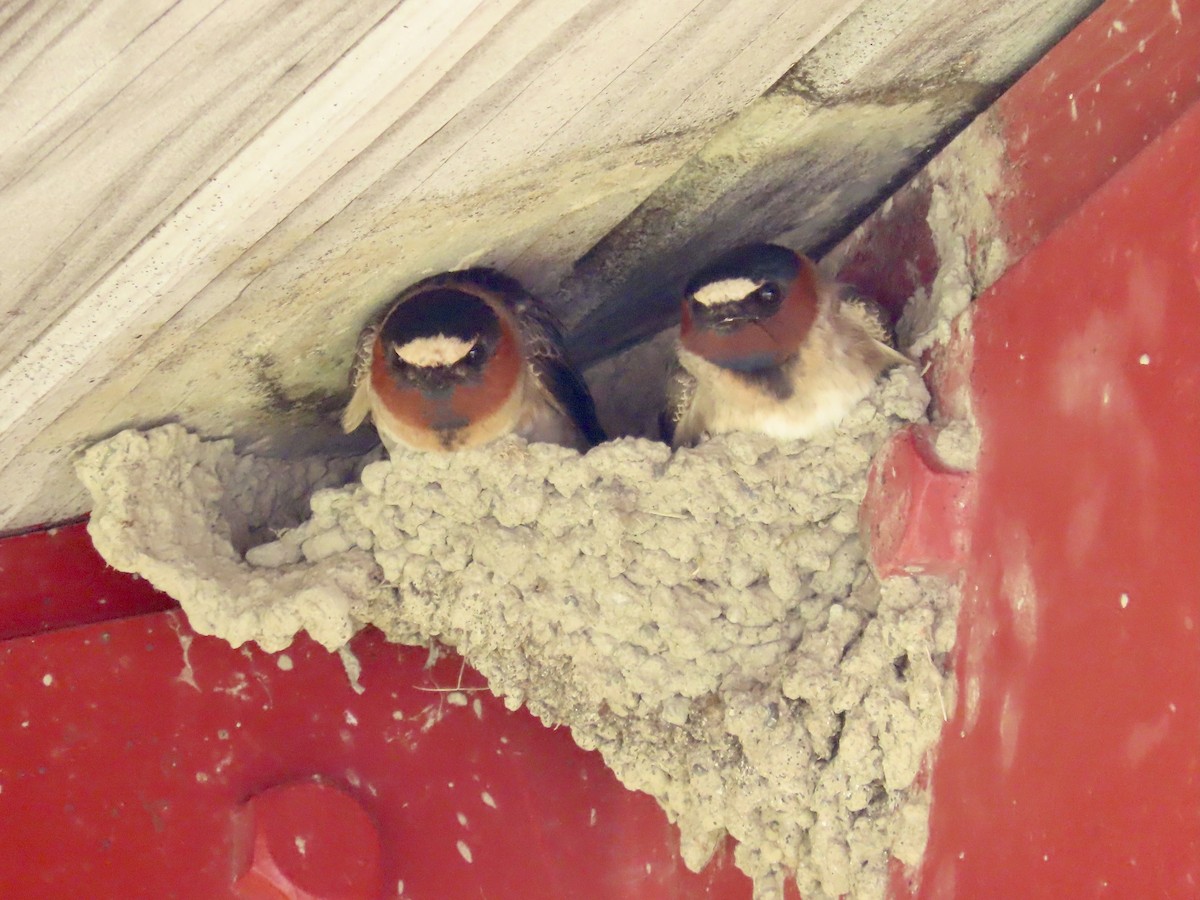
1138;353;1150;365
481;791;497;809
1126;713;1171;765
999;690;1021;771
1120;592;1130;609
167;613;201;693
1170;0;1182;25
456;840;473;863
457;811;468;827
1169;702;1177;713
472;697;483;719
345;710;358;726
195;772;209;783
1002;536;1039;651
645;862;652;874
963;675;983;734
212;749;234;775
391;710;404;720
397;879;405;895
1110;19;1127;34
1068;93;1078;121
338;645;366;695
42;673;53;687
446;691;468;707
276;654;293;671
589;808;597;827
295;836;307;856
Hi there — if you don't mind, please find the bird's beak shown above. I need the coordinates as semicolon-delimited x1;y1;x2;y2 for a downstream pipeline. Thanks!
711;313;750;333
687;298;753;333
421;366;458;394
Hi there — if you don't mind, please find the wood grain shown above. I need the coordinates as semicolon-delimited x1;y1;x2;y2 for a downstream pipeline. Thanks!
0;0;827;528
0;0;1100;530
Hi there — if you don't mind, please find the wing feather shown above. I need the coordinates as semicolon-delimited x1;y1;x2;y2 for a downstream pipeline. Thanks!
660;353;698;446
836;287;913;369
341;317;381;433
457;269;607;447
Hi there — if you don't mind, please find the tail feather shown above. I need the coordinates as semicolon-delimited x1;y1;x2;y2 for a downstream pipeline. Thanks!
341;378;373;433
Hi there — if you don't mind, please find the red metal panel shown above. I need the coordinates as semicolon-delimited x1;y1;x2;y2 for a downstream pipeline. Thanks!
0;519;175;641
915;87;1200;898
5;3;1200;898
0;613;751;898
997;0;1200;258
836;0;1200;322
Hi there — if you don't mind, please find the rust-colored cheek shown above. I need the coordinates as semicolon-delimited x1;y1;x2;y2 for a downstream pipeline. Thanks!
681;318;784;369
448;327;520;424
768;259;820;352
369;338;428;426
680;262;819;370
369;329;521;431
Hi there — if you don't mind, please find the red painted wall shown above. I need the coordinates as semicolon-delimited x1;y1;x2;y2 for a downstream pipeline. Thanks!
3;0;1199;896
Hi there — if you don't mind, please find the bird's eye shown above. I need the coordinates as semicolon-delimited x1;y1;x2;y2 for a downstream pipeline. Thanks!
465;344;484;363
759;284;780;303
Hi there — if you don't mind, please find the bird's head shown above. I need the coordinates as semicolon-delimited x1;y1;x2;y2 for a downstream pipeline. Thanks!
679;243;820;372
373;286;520;434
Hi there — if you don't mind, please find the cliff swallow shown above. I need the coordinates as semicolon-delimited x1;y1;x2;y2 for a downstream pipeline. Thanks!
342;268;605;453
662;243;910;446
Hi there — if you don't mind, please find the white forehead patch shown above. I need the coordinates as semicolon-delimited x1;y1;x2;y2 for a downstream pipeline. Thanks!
394;335;476;367
692;277;762;306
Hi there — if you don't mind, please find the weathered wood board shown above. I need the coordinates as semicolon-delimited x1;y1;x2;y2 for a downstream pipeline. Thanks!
0;0;1096;530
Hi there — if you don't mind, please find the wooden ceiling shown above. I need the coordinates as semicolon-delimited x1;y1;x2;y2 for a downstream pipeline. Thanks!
0;0;1096;532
